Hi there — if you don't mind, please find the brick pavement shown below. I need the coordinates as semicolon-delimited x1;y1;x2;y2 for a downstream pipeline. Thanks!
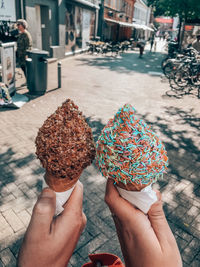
0;44;200;266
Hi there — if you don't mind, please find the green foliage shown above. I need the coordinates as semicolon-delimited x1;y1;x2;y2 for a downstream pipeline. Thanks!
147;0;200;20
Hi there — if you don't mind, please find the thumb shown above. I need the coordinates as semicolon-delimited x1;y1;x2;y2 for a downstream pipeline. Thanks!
148;190;176;248
27;188;56;238
148;191;167;228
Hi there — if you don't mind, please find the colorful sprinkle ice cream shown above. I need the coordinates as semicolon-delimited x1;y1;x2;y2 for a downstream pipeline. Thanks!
96;104;168;191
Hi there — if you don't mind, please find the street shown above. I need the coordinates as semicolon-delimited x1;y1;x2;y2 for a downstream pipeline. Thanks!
0;42;200;267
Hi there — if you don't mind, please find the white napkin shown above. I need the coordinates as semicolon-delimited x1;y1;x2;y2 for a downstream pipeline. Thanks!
43;180;76;216
116;184;157;214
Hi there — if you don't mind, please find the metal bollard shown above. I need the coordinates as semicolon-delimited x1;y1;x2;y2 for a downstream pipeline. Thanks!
57;61;61;88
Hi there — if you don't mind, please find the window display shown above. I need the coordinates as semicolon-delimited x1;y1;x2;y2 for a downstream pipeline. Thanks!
65;4;95;52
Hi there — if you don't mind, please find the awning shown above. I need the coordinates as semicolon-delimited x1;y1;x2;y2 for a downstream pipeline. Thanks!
132;22;144;29
132;23;153;30
105;18;134;28
104;18;154;31
70;0;100;9
140;25;154;31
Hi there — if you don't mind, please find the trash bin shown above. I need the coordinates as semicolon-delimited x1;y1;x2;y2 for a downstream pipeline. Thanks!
26;49;49;95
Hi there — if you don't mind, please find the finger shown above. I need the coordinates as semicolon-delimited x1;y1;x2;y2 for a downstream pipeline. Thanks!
62;181;83;215
28;188;56;237
105;179;142;220
148;191;177;248
81;211;87;232
55;181;84;234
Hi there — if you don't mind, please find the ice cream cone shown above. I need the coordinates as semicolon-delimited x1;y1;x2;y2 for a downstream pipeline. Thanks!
116;183;157;213
44;171;81;192
117;180;151;192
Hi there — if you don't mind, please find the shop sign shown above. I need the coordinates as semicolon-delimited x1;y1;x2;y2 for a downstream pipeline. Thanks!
0;42;16;93
0;0;16;21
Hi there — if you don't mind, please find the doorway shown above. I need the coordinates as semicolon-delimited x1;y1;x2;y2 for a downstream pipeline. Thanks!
40;5;50;51
35;5;42;49
35;5;50;51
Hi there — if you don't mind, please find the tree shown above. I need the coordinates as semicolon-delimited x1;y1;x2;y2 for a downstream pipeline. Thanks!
147;0;200;20
147;0;200;46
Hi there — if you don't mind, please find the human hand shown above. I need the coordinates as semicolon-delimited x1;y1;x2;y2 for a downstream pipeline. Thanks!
18;181;86;267
105;179;182;267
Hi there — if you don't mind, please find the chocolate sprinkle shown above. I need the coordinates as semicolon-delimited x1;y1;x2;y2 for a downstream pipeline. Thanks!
35;99;96;180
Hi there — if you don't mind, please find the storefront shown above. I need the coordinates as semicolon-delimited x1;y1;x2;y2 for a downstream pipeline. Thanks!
65;1;98;54
25;0;58;53
104;18;134;42
15;0;99;58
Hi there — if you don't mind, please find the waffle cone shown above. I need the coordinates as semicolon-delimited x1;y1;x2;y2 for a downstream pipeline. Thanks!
117;181;151;192
44;171;81;192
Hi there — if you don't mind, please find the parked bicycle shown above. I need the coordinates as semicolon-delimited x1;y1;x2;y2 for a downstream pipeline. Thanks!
86;39;136;56
161;45;200;98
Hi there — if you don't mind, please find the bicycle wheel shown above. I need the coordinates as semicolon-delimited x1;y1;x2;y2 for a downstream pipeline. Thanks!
174;69;189;87
163;62;177;78
161;57;169;69
191;70;200;86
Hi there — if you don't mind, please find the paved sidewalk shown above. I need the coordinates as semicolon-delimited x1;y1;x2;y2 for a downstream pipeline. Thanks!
0;45;200;266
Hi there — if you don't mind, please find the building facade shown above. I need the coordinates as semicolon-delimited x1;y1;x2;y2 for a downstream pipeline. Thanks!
132;0;152;40
101;0;136;42
16;0;99;58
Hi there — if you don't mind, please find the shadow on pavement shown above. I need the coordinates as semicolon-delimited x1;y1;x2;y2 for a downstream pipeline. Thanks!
79;113;200;265
0;149;43;206
0;112;199;265
85;116;105;142
140;106;200;265
0;145;44;262
76;50;165;75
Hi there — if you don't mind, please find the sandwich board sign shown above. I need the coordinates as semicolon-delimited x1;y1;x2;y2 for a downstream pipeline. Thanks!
0;42;16;95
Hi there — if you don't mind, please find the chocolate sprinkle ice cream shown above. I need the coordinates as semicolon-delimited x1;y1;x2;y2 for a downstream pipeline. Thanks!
35;99;96;180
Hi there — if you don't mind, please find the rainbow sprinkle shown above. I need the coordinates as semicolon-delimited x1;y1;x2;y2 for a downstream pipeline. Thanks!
96;104;168;186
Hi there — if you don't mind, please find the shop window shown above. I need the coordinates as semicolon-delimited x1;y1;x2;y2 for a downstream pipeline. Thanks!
116;0;120;10
108;10;113;17
105;0;111;6
110;0;116;9
65;4;95;52
90;12;95;40
65;4;82;52
75;7;82;48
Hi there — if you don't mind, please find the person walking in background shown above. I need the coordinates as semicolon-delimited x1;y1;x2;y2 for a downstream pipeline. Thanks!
138;39;146;58
192;34;200;52
16;19;32;79
150;34;155;52
154;38;157;52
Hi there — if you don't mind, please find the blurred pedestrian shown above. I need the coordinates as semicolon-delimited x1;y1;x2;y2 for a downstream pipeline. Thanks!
154;39;157;52
150;35;155;52
16;19;32;79
138;39;146;58
192;34;200;52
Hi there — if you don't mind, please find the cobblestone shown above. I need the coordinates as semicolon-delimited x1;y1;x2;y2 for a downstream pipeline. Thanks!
2;209;24;232
17;210;31;227
0;248;16;267
0;227;13;241
77;233;109;259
